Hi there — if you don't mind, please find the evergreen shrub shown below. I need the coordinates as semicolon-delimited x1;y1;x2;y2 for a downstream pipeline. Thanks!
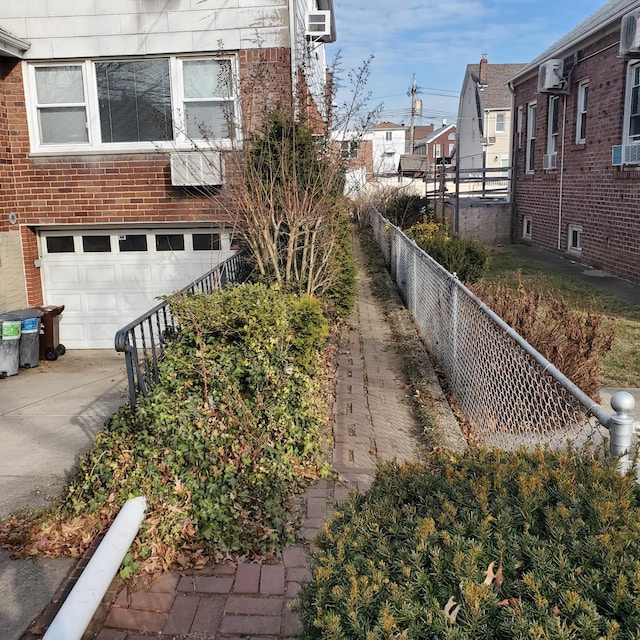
406;220;489;283
298;448;640;639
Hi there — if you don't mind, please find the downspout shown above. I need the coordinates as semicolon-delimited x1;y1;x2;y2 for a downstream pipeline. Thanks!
507;81;516;233
288;0;298;118
43;496;147;640
557;94;567;251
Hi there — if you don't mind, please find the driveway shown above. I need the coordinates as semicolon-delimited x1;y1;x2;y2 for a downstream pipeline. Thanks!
0;349;127;640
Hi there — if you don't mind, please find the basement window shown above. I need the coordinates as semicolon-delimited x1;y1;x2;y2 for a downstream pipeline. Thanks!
568;225;582;254
523;217;532;240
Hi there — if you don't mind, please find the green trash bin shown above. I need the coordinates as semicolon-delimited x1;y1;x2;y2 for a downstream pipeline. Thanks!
0;315;22;377
7;308;44;368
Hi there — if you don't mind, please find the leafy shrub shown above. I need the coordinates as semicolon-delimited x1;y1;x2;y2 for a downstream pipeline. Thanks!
320;211;356;321
298;448;640;639
471;278;614;398
406;220;489;283
0;284;331;573
379;195;433;229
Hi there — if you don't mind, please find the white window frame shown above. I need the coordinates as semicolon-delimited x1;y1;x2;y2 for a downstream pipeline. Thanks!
623;61;640;145
576;80;588;144
434;143;441;159
516;106;523;150
495;112;505;134
568;224;582;254
340;140;359;159
546;95;559;157
385;131;393;141
523;217;532;240
526;102;536;174
24;55;241;155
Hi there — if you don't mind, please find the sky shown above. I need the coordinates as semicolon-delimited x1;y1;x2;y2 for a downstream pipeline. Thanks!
326;0;608;129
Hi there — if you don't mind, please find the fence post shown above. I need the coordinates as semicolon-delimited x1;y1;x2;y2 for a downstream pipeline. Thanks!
608;391;637;476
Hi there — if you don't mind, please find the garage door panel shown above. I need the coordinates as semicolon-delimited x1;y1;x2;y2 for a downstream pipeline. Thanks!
118;264;153;287
85;292;118;313
45;265;81;285
84;265;118;286
58;321;85;350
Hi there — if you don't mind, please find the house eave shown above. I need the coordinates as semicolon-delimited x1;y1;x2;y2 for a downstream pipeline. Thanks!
508;1;638;85
0;28;30;58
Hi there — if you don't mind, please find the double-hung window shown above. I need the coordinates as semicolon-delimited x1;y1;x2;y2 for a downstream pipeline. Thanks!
526;102;536;173
34;65;89;144
546;95;559;159
495;112;505;134
623;61;640;145
26;55;239;154
576;80;588;143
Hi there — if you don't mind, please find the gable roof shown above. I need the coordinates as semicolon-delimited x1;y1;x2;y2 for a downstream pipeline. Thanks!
415;123;456;146
371;121;405;131
465;62;526;108
510;0;640;83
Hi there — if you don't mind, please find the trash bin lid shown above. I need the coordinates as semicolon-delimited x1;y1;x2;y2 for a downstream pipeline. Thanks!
37;305;65;315
5;308;45;319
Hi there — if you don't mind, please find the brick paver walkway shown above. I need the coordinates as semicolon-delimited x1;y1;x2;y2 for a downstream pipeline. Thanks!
28;231;426;640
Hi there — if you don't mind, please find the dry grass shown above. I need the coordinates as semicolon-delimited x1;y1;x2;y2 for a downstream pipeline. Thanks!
482;247;640;388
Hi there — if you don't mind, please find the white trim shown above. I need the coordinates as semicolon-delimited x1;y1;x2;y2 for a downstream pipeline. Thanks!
567;224;582;254
576;79;588;144
23;54;241;156
526;101;536;174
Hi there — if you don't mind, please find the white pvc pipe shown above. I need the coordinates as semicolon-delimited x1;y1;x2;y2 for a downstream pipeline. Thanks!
43;496;147;640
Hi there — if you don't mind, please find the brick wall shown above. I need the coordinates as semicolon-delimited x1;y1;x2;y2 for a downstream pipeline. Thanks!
512;28;640;283
1;47;293;304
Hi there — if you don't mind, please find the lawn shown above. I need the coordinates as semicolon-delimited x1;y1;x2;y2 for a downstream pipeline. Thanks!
481;246;640;388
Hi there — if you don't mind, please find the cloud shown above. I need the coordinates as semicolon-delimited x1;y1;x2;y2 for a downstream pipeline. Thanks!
328;0;605;126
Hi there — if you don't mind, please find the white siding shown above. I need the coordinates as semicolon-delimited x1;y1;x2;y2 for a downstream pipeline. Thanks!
1;0;289;59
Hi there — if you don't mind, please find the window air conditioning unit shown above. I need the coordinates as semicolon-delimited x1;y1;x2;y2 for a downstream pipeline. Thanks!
306;11;331;39
612;144;640;166
542;153;557;170
170;152;223;187
537;59;565;92
620;9;640;56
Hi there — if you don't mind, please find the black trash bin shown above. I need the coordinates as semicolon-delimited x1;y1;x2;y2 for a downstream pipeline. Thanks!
0;314;22;377
7;308;45;368
37;305;66;361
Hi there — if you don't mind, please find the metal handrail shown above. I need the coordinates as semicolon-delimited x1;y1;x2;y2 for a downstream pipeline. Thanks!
114;251;246;408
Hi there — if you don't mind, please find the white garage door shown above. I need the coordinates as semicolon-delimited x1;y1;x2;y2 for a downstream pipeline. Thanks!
40;228;237;349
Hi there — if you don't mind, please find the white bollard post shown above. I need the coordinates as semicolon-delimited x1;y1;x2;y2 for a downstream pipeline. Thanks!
608;391;636;476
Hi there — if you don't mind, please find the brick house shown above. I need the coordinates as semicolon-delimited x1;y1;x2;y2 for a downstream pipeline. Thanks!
0;0;335;348
510;0;640;284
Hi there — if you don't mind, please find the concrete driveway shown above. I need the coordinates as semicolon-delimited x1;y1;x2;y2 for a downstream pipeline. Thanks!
0;349;127;640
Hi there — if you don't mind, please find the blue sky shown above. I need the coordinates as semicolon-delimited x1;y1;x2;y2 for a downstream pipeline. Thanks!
327;0;607;128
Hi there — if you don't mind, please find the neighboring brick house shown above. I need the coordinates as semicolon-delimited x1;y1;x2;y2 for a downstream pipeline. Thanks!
413;122;457;166
399;121;457;190
0;0;335;348
510;0;640;284
457;55;525;174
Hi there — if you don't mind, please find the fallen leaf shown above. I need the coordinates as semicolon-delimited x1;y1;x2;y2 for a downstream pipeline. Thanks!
443;596;461;623
483;561;496;585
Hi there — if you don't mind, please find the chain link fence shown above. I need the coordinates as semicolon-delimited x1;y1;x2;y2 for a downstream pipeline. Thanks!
370;209;614;450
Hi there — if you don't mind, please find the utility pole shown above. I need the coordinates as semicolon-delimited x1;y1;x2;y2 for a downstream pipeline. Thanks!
408;74;417;153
